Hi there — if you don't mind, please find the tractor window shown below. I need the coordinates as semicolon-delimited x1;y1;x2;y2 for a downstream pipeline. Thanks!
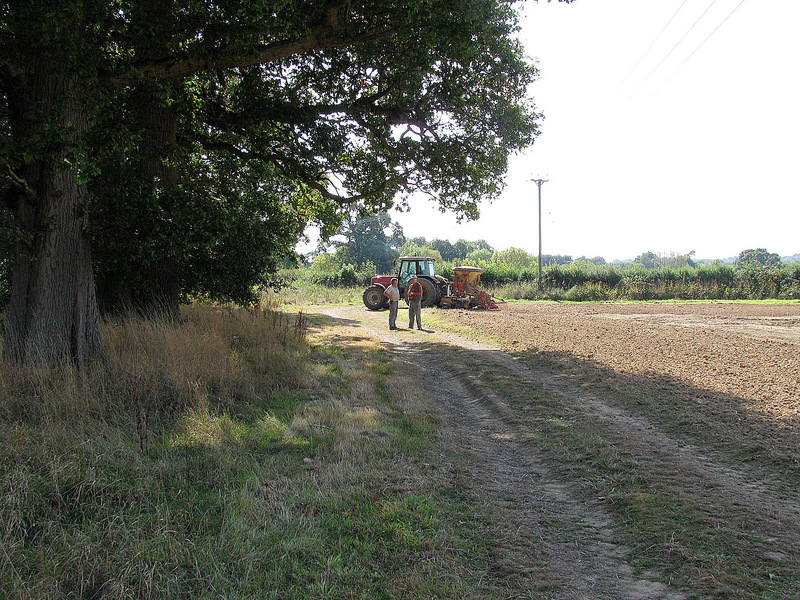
399;259;435;287
419;261;435;277
398;261;416;287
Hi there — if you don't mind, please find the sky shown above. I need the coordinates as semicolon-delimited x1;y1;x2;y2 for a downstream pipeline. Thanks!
388;0;800;262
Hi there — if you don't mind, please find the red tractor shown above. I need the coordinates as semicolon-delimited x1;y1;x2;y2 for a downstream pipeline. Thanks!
362;256;448;310
362;256;500;310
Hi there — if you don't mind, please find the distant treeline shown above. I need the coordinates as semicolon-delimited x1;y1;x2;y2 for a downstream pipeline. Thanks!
296;244;800;302
501;262;800;301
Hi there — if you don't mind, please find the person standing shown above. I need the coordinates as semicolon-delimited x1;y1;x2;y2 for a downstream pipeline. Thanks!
406;275;423;330
384;277;400;330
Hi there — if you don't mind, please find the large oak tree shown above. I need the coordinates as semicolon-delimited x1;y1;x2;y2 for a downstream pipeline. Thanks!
1;0;569;365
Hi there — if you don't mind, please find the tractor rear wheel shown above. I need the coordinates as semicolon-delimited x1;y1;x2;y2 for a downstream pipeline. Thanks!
363;286;388;310
405;278;438;307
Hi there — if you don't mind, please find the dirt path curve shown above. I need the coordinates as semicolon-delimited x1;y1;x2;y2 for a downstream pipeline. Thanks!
315;305;689;600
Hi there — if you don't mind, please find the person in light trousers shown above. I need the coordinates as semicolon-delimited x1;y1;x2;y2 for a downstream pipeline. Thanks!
384;278;400;330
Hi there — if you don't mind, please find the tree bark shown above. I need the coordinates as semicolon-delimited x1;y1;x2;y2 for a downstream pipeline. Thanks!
128;0;181;321
3;61;106;366
133;86;182;321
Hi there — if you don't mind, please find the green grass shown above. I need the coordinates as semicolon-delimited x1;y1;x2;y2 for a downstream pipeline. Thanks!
262;282;363;308
0;305;511;599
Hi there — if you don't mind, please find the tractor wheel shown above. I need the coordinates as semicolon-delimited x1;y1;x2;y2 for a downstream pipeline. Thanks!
405;278;438;307
363;286;388;310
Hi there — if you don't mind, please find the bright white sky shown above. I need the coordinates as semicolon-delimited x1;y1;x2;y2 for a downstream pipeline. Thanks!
390;0;800;262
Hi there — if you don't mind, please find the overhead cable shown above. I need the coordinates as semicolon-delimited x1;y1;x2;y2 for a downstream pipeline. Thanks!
619;0;691;86
670;0;748;75
643;0;721;81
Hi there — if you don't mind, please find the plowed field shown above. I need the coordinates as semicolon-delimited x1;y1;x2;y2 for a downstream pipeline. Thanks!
317;301;800;598
442;302;800;466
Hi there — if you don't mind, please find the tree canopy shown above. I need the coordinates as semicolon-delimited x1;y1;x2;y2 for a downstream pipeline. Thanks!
735;248;782;269
322;209;404;273
0;0;571;365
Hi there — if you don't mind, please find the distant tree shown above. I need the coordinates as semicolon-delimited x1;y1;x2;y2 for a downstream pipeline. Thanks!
635;251;661;269
576;256;606;266
694;258;726;267
326;210;399;273
494;247;535;268
542;254;572;267
397;237;493;262
661;251;696;269
389;223;406;252
399;242;443;263
452;239;475;262
465;249;494;264
429;239;459;262
735;248;782;269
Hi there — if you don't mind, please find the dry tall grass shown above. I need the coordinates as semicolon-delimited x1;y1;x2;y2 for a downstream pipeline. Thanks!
0;304;308;440
0;304;310;598
0;304;493;599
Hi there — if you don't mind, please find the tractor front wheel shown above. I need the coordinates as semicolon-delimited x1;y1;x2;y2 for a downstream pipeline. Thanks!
363;286;388;310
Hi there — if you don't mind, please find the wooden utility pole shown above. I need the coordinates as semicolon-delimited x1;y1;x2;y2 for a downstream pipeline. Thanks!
531;178;549;288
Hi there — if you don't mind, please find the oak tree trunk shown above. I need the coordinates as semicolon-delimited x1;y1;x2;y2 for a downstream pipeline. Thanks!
3;61;106;367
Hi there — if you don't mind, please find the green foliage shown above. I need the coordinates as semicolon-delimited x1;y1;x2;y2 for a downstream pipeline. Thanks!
634;251;696;269
321;209;402;273
301;254;376;287
634;251;661;269
465;248;494;265
780;263;800;299
493;246;535;269
575;255;607;266
735;248;782;269
398;242;443;263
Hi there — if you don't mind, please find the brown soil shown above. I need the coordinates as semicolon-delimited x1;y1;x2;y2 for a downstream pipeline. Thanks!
314;301;800;599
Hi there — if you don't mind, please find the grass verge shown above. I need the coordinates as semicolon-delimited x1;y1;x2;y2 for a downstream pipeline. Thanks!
0;304;504;599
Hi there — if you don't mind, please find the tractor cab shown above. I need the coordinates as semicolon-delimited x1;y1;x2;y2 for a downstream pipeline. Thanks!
397;256;436;288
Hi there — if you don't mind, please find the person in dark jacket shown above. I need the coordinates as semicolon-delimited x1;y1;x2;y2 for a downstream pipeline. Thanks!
406;275;423;330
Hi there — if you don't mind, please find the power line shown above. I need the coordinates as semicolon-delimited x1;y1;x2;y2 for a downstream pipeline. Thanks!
670;0;748;75
619;0;691;87
642;0;721;82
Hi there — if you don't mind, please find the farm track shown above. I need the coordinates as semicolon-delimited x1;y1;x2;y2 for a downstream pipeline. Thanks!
311;302;800;599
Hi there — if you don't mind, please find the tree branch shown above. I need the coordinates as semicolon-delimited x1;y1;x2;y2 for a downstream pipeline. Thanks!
113;0;398;85
196;137;403;206
3;164;38;205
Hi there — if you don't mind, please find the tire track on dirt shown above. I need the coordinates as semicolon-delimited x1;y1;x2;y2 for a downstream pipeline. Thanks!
389;309;800;542
316;306;687;599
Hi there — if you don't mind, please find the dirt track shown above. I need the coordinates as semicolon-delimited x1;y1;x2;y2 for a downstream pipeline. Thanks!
314;301;800;599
